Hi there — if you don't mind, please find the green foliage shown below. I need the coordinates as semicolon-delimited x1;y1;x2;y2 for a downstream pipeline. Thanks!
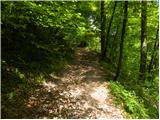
106;74;159;119
109;81;149;119
1;1;159;119
103;2;158;118
1;1;99;113
1;1;77;112
87;37;101;52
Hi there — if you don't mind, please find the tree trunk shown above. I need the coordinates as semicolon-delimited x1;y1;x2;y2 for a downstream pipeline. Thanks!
148;24;159;74
100;1;106;60
114;1;128;81
110;22;120;60
105;1;117;58
139;1;147;81
110;2;123;60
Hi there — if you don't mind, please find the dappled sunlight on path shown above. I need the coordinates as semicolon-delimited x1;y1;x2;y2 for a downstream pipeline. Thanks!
24;48;124;119
90;85;109;103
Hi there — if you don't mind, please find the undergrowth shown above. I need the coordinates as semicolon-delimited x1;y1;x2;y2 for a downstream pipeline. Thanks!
108;79;159;119
100;61;159;119
108;81;149;119
1;47;75;118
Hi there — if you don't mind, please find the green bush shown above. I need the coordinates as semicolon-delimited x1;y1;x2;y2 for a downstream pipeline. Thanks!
109;81;149;119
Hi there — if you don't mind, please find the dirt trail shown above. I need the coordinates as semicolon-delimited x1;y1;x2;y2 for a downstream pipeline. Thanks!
24;48;124;119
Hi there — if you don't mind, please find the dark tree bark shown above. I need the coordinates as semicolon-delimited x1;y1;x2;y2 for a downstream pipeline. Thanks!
114;1;128;81
100;1;106;60
109;22;121;59
139;1;147;81
148;24;159;74
105;1;117;57
110;3;123;60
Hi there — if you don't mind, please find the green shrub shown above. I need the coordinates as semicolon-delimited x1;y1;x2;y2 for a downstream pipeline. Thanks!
109;81;149;119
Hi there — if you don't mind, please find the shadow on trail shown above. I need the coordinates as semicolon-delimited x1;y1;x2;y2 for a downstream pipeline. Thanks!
2;48;124;119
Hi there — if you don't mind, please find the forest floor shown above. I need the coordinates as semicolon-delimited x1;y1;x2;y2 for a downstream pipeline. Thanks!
4;48;125;119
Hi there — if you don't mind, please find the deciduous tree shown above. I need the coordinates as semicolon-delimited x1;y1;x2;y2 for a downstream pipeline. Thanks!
114;1;128;80
139;1;147;81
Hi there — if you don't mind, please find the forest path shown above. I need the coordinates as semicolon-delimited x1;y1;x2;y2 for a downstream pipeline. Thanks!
25;48;124;119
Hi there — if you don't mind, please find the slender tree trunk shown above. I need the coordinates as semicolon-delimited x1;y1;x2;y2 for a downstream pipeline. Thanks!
100;1;106;60
114;1;128;81
105;1;117;58
110;22;120;59
139;1;147;81
110;2;123;60
148;24;159;74
154;41;159;68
